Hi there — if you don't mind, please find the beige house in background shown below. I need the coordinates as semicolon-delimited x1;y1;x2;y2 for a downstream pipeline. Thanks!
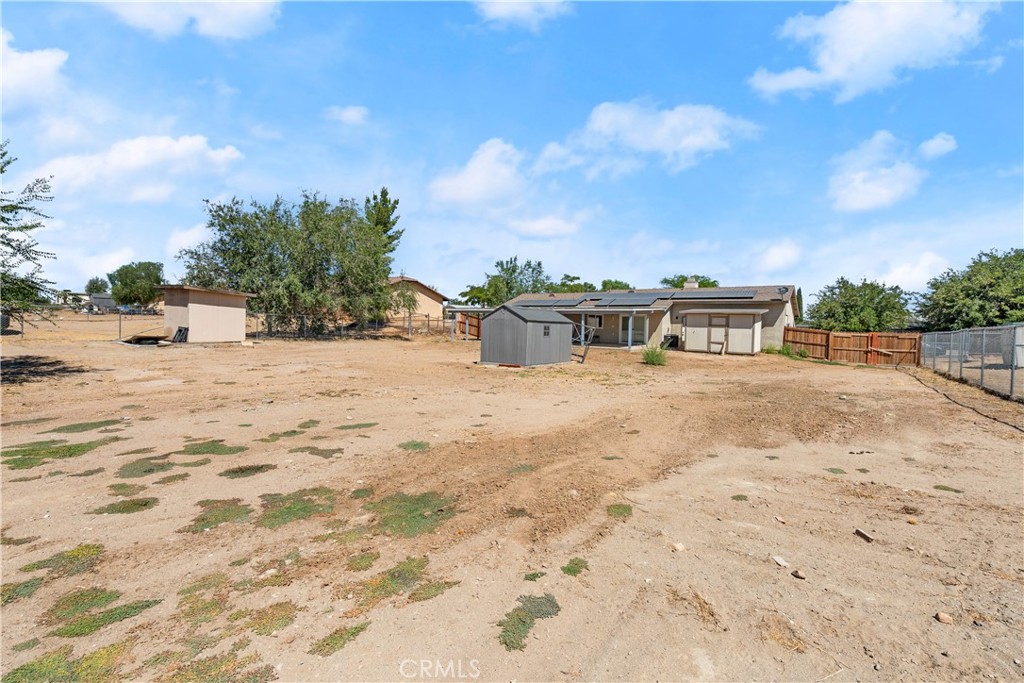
507;281;797;354
387;276;449;320
160;285;254;343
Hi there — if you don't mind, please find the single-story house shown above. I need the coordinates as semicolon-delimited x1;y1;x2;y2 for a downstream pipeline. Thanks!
480;305;573;366
159;285;254;343
506;280;797;354
388;276;449;321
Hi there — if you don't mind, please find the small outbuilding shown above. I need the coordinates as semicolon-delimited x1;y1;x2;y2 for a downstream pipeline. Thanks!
159;285;254;343
480;305;573;367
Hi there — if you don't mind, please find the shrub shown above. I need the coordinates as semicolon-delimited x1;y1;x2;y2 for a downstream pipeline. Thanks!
641;346;667;366
761;344;779;354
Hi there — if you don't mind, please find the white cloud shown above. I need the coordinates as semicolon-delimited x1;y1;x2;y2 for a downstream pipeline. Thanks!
508;210;588;238
918;132;958;160
1;30;68;111
473;1;572;31
536;100;759;179
750;2;994;102
881;251;948;291
166;223;212;259
761;238;802;272
429;138;526;206
98;2;281;40
35;135;243;202
828;131;926;212
324;105;369;126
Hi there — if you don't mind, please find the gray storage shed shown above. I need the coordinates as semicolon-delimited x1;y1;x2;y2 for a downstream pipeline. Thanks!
481;305;573;366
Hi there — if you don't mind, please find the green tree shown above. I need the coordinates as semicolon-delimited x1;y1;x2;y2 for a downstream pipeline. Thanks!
179;191;406;329
917;249;1024;330
660;274;719;288
108;261;164;306
458;256;553;306
364;187;403;253
0;140;55;321
600;279;633;291
84;276;109;295
551;274;596;293
805;278;913;332
795;287;804;322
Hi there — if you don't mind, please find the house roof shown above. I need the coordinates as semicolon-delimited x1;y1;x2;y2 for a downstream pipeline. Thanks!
506;284;796;310
486;305;573;325
158;285;255;298
387;276;449;301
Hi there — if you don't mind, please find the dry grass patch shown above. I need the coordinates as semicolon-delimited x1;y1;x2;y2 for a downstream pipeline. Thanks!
20;544;104;579
108;483;146;497
289;446;343;459
175;439;247;456
364;492;455;537
243;602;299;635
408;581;459;602
219;464;277;479
561;558;588;576
90;498;158;515
308;622;369;657
2;640;134;683
346;551;380;572
760;613;807;653
256;488;335;529
344;557;428;615
179;499;252;533
2;437;125;470
2;577;44;605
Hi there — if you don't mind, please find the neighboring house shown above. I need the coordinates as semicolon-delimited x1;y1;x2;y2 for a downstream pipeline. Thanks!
387;276;449;320
480;305;573;366
159;285;254;343
506;280;797;354
89;293;116;313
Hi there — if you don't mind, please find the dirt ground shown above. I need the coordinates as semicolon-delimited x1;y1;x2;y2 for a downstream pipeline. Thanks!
1;321;1022;682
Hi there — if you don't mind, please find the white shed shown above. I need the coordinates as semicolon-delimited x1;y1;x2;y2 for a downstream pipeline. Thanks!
159;285;254;343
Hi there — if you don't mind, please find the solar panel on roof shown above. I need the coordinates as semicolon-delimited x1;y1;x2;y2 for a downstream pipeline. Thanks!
671;289;757;300
595;298;618;306
520;299;557;306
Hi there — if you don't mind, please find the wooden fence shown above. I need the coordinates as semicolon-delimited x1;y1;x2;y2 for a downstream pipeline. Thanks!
455;312;482;340
783;327;920;366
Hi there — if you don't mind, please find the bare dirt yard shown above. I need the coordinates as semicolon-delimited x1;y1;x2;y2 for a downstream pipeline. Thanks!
1;322;1022;682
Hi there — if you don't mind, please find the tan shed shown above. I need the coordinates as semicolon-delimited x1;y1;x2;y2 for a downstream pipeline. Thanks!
159;285;254;343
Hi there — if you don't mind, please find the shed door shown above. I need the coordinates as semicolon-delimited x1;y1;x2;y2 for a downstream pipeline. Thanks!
708;316;728;354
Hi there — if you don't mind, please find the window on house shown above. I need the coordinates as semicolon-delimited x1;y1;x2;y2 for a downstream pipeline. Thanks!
543;325;550;337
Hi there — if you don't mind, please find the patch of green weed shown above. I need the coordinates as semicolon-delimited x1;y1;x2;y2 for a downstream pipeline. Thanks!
508;463;535;474
350;487;373;499
298;420;320;429
731;494;748;501
856;467;870;473
498;593;561;651
313;525;369;544
2;437;124;470
45;420;121;434
245;602;298;635
2;577;44;605
117;447;155;456
397;440;429;452
825;467;847;475
607;503;632;519
1;530;39;546
561;558;588;576
90;498;158;515
256;430;304;443
601;456;623;461
408;581;459;602
12;638;40;652
288;446;343;459
349;557;428;612
175;458;211;468
70;467;105;477
1;417;57;427
51;600;161;637
179;499;252;533
155;473;190;485
43;587;120;624
10;475;42;482
346;552;380;572
335;422;378;431
256;488;335;529
229;557;251;567
308;622;369;657
524;572;545;582
219;464;277;479
20;544;104;578
934;484;964;493
108;483;146;497
116;456;173;479
2;640;133;683
365;492;455;537
176;440;247;456
153;651;275;683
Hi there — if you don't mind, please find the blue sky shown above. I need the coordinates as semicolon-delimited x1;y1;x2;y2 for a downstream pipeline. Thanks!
3;1;1022;303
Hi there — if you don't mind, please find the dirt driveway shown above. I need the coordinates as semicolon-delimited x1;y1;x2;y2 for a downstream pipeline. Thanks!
2;331;1021;681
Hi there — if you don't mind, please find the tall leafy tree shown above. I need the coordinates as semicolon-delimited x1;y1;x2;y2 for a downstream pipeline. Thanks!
917;249;1024;330
805;277;913;332
108;261;164;306
0;140;55;320
364;187;402;253
85;276;109;295
458;256;553;306
600;279;632;291
795;287;804;322
660;274;719;288
551;274;596;293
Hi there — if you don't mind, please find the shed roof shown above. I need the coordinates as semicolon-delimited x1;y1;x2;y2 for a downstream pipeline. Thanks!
159;285;255;298
485;305;573;325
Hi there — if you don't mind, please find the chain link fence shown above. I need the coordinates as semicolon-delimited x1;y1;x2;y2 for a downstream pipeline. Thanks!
246;313;450;339
921;324;1024;401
